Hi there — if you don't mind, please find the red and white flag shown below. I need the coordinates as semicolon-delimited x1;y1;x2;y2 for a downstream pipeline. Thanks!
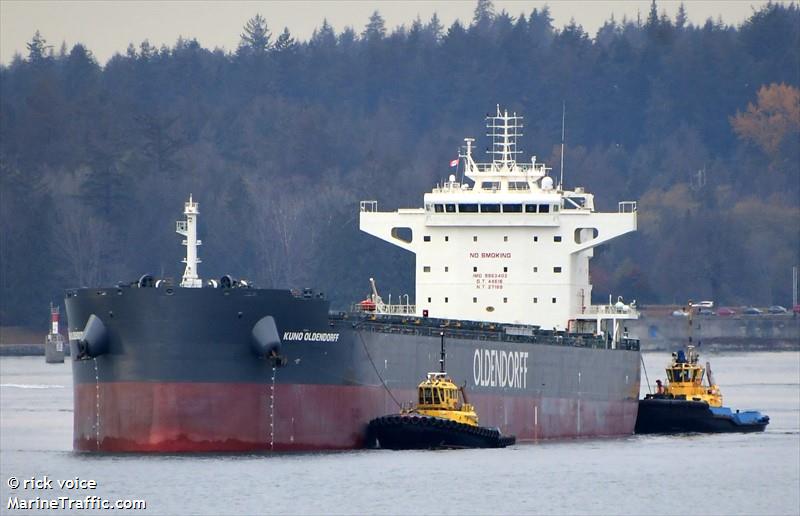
449;159;459;167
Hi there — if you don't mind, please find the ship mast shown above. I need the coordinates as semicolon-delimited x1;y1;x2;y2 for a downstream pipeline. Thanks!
176;195;202;288
486;105;522;169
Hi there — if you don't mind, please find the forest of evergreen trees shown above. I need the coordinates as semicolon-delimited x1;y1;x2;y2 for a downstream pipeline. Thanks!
1;1;798;326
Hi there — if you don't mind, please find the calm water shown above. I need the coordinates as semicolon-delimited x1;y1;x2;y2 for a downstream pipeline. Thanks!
1;352;798;515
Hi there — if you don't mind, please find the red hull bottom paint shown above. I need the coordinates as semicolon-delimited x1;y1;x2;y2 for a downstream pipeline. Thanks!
74;383;637;452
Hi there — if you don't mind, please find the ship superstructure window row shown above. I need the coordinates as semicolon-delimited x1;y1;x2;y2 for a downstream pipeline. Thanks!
429;203;558;214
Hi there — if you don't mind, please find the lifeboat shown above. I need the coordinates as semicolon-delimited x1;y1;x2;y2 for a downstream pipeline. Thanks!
358;298;376;311
367;333;515;449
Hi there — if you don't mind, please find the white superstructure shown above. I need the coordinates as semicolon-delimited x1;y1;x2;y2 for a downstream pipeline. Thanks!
360;106;639;342
176;195;202;288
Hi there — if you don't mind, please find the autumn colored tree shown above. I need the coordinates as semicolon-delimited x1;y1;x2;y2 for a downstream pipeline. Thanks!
731;83;800;156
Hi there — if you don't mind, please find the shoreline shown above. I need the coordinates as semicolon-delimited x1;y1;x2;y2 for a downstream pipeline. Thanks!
0;344;70;357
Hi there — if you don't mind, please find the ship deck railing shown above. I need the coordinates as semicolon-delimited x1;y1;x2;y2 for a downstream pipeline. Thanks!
580;305;640;318
330;312;639;351
360;200;378;212
351;303;417;315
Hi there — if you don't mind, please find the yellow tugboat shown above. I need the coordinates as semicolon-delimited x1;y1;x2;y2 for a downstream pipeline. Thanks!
368;333;515;449
635;303;769;433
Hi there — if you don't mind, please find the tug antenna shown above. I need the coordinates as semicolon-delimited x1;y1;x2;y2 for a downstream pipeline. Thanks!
439;331;446;373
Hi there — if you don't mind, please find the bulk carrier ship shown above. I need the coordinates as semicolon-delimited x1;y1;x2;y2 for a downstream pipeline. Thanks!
66;107;641;452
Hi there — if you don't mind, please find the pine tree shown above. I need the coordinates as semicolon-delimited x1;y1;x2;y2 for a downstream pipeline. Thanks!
139;39;156;60
238;14;271;55
529;6;554;46
26;31;51;63
675;3;688;30
310;19;337;48
426;12;444;41
273;27;297;52
472;0;495;29
646;0;659;31
410;16;423;37
363;10;386;41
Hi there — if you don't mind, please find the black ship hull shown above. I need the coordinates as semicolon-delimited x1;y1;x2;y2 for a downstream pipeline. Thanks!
635;397;769;434
66;286;641;452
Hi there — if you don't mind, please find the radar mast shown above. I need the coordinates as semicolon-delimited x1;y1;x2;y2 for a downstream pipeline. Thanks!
176;195;202;288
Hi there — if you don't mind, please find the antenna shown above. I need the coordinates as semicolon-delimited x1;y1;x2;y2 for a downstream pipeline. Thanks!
486;105;523;168
439;331;446;373
559;101;566;190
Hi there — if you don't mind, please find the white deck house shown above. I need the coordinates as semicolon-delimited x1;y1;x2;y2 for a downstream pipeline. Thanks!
360;107;639;344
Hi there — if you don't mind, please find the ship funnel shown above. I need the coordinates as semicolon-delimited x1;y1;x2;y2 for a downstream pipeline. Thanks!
78;314;109;359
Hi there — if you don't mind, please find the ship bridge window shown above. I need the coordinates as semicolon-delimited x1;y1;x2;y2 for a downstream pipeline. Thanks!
509;181;530;191
445;204;456;213
432;389;441;404
539;204;550;213
480;204;501;213
420;387;433;404
434;204;444;213
672;368;688;382
564;197;587;209
481;181;500;190
459;203;479;213
525;204;538;213
503;204;522;213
